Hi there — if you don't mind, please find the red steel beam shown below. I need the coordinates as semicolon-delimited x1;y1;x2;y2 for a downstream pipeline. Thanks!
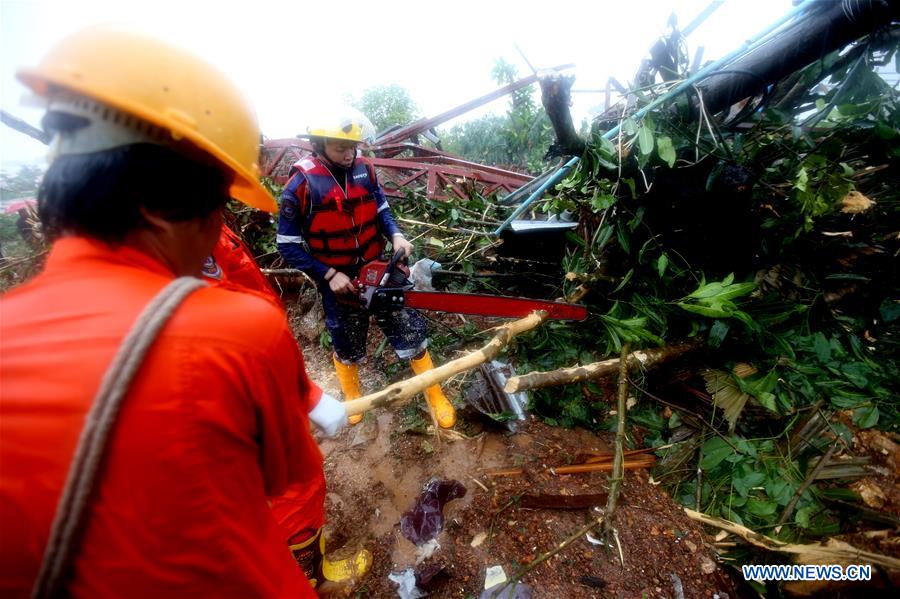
372;63;574;147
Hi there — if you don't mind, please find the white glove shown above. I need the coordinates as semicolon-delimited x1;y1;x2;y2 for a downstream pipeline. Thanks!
308;393;349;437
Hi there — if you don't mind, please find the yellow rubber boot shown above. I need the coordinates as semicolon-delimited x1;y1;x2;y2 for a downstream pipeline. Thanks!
410;351;456;429
333;354;363;425
289;528;372;587
320;532;373;584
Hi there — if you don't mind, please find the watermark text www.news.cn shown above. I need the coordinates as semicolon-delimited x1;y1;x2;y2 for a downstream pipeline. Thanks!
742;564;871;582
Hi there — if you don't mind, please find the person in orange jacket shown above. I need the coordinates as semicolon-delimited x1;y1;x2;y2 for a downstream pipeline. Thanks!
0;25;363;598
200;223;371;586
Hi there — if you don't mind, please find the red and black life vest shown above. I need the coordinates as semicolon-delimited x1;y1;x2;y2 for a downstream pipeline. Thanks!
293;156;383;269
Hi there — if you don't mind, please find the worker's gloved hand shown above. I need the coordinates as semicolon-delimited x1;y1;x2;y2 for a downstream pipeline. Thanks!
328;271;356;295
392;234;414;258
308;393;349;437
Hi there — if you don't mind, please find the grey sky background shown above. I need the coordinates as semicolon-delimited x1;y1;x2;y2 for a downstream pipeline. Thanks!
1;0;791;169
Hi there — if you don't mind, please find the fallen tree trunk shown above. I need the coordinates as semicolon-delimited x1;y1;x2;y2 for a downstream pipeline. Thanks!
344;311;548;416
539;74;585;157
695;0;899;117
685;508;900;571
504;341;699;393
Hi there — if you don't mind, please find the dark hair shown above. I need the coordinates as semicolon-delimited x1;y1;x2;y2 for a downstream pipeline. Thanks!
38;143;231;243
309;136;326;156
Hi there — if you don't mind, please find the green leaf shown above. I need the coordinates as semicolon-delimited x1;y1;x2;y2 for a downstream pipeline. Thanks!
880;299;900;323
733;472;766;498
700;437;733;470
590;193;617;212
657;135;676;167
677;303;732;319
746;498;777;517
853;406;879;429
656;253;669;278
708;320;730;349
814;333;831;362
766;479;795;506
795;505;815;528
794;167;809;192
622;117;638;136
637;125;654;156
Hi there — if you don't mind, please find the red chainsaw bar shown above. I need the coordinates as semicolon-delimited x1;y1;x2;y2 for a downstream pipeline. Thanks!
403;290;587;321
352;253;588;321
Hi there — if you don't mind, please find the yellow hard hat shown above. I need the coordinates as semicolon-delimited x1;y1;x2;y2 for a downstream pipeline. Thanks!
17;24;276;213
303;107;376;144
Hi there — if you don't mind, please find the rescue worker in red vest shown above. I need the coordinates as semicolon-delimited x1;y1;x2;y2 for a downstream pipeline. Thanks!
277;111;456;428
0;25;364;597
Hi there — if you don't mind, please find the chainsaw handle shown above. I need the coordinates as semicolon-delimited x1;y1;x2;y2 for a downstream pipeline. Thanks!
382;248;406;287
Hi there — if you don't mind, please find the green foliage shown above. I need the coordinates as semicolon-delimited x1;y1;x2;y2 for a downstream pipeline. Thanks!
442;59;554;172
351;84;419;133
490;38;900;543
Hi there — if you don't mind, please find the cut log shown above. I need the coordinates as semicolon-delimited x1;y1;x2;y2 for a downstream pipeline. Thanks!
344;311;548;416
504;341;699;393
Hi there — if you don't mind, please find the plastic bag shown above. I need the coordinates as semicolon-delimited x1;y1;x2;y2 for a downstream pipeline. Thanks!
400;479;466;545
409;258;441;291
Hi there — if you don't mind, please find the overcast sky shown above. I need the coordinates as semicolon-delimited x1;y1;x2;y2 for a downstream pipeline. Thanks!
1;0;792;169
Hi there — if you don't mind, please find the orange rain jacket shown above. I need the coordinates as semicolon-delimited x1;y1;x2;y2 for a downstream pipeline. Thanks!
204;224;327;544
0;237;323;598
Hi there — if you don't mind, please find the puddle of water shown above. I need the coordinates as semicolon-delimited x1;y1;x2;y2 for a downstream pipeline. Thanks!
322;407;525;567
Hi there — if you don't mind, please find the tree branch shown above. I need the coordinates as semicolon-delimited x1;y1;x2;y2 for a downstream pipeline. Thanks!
539;74;585;157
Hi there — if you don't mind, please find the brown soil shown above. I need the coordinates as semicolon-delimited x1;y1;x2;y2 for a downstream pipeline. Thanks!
294;323;737;598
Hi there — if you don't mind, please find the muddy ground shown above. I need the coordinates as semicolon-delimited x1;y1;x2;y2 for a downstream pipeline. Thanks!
286;294;739;599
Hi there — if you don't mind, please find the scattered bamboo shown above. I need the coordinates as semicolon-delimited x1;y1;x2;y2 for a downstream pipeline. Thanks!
685;508;900;571
344;312;548;416
504;341;699;393
397;217;491;237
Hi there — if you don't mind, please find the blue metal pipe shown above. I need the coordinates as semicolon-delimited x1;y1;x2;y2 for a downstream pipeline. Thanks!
493;0;819;236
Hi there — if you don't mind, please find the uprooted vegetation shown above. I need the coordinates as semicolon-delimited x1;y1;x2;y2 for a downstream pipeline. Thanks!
218;23;900;593
2;9;898;595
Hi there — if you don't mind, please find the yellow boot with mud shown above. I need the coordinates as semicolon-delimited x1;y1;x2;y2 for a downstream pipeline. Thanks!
410;351;456;428
290;528;372;587
333;354;363;425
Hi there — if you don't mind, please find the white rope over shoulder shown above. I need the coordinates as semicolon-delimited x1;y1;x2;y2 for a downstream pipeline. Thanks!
31;276;207;599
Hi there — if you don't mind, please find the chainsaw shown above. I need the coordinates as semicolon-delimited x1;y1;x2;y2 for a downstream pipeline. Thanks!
347;250;587;321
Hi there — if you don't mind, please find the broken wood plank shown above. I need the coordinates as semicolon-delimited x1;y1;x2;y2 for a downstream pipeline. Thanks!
520;493;609;510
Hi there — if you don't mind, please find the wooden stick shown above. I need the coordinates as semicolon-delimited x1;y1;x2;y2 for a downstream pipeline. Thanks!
504;341;699;393
551;458;655;475
684;508;900;571
343;312;548;416
776;440;838;530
